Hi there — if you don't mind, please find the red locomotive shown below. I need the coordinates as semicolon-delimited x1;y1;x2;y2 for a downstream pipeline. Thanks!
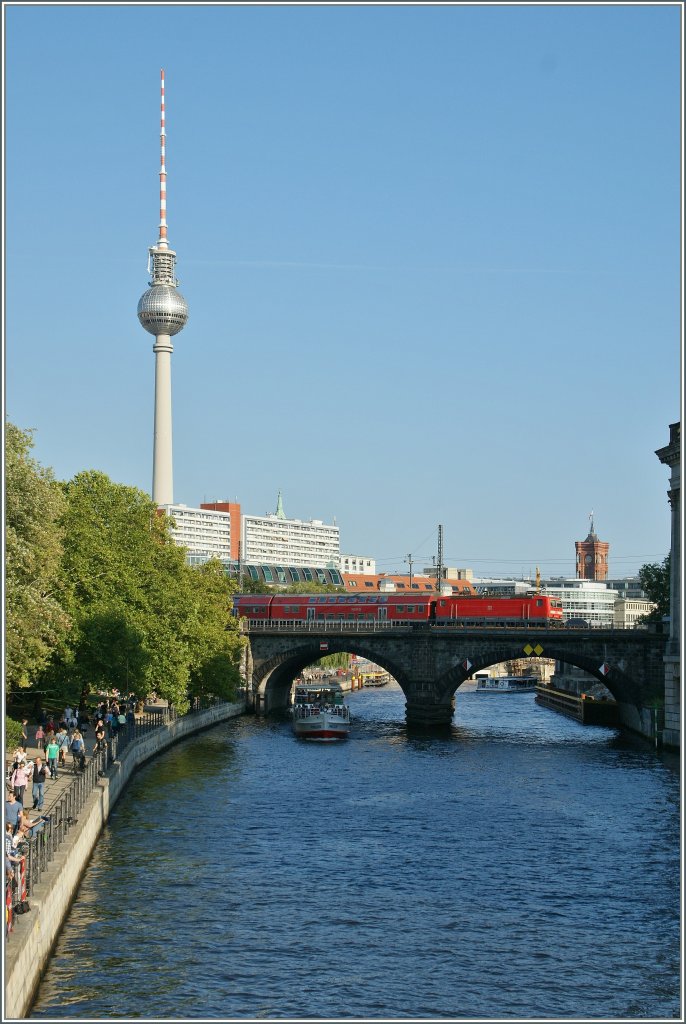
232;593;563;626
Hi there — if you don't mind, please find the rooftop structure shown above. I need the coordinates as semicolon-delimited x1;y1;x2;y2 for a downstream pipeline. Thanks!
575;512;609;581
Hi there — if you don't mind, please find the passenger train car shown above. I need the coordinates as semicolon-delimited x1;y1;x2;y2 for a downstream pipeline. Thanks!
232;593;564;626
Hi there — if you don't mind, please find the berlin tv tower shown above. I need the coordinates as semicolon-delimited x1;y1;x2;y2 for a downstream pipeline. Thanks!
137;69;189;506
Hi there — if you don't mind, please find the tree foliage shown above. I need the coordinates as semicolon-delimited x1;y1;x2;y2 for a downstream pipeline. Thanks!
41;471;243;713
5;422;71;696
638;554;671;621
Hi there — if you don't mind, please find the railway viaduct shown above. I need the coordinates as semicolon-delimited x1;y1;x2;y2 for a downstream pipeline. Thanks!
241;624;668;732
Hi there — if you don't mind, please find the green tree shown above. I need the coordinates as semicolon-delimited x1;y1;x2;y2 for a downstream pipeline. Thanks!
5;422;70;698
185;559;244;703
41;471;244;714
638;554;671;621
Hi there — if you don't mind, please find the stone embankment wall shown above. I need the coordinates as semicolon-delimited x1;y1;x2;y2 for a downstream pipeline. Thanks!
4;701;245;1020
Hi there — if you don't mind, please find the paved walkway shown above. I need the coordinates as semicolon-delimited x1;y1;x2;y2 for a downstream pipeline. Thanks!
6;722;104;820
6;707;169;820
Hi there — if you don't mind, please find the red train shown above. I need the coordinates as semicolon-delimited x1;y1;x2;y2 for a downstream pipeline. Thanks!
232;593;564;626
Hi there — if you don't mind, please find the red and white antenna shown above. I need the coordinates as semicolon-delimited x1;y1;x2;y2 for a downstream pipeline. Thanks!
158;68;168;248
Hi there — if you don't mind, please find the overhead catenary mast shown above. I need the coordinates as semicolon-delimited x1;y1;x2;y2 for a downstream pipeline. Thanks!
137;69;189;506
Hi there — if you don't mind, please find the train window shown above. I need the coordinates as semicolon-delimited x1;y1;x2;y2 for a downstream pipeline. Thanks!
380;596;388;601
397;605;405;613
308;597;316;604
439;600;446;607
536;599;543;606
407;606;415;613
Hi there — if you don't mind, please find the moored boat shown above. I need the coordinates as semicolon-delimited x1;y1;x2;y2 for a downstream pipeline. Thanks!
292;682;351;741
475;676;537;694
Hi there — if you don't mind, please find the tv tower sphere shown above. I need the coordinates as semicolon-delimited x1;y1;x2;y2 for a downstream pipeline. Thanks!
137;279;189;335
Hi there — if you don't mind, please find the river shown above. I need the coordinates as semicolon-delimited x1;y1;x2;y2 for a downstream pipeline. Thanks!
31;682;680;1020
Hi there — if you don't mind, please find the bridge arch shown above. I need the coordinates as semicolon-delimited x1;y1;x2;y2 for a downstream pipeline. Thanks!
251;637;410;713
434;645;643;706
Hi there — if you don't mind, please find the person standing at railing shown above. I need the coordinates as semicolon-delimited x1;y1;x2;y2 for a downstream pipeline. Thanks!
46;737;60;780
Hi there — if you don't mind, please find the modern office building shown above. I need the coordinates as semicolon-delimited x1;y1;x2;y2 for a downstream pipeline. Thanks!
542;578;617;627
575;514;610;580
160;504;232;562
242;493;340;569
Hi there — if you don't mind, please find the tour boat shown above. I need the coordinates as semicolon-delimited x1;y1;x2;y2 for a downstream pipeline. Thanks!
292;681;351;741
475;676;537;694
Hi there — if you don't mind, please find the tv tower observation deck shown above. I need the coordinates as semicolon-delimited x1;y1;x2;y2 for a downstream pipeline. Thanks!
137;69;189;506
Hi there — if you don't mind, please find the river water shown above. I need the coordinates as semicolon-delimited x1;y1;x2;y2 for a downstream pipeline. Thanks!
31;682;680;1020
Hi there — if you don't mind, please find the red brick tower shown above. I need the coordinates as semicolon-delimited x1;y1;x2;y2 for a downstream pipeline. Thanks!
575;513;609;580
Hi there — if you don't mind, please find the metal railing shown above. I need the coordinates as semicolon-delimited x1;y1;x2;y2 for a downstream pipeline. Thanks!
240;619;638;634
16;699;228;901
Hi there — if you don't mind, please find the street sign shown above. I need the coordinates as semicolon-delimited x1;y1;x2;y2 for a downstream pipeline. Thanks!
320;642;329;652
599;662;610;676
462;659;472;671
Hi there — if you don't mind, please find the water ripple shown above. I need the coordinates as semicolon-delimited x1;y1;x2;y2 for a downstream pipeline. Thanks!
31;685;680;1019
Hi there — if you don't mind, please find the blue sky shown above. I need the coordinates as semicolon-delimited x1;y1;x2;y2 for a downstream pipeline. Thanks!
5;3;682;578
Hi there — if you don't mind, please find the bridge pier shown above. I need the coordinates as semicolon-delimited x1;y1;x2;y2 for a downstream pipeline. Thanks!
404;698;454;731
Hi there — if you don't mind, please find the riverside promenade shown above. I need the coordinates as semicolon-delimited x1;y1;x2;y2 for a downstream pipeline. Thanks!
4;699;245;1019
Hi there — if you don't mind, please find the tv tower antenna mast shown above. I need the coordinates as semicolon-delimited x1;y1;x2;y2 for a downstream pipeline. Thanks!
137;69;189;506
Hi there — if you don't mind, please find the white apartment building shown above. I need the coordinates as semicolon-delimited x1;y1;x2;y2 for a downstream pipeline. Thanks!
340;554;376;575
160;504;232;561
542;579;617;627
613;597;656;628
242;512;340;569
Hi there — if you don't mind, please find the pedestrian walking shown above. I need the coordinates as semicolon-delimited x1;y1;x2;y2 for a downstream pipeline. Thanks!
46;737;60;779
35;725;45;751
58;729;70;767
31;758;47;811
20;720;28;752
5;792;24;835
93;720;106;754
70;730;86;772
10;762;30;805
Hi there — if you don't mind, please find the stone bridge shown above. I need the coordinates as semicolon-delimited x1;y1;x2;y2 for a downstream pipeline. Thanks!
242;623;668;730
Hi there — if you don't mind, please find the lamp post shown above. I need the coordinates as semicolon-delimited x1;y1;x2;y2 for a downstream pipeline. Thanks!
405;553;414;590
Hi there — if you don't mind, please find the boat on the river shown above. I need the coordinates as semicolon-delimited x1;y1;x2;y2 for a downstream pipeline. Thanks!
292;681;351;741
475;676;537;694
362;671;389;687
